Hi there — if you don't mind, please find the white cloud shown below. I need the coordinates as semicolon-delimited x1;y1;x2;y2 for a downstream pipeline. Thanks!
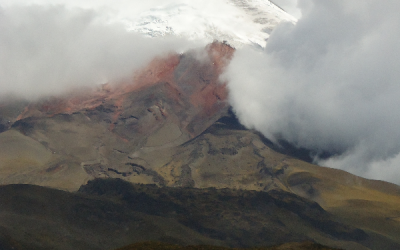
0;4;199;100
226;0;400;184
0;0;293;101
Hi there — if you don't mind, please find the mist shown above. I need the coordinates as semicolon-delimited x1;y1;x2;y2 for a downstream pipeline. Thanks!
0;4;200;100
272;0;301;18
226;0;400;184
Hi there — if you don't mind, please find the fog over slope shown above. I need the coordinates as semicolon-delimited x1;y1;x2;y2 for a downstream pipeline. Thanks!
0;4;201;100
226;0;400;184
0;0;291;100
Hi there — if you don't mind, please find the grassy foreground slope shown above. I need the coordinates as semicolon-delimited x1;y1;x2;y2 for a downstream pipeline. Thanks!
0;179;371;250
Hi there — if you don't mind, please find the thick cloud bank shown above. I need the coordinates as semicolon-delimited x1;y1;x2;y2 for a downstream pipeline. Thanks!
0;4;198;100
226;0;400;184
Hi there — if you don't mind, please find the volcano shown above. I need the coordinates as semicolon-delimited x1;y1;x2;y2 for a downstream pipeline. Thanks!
1;0;400;249
0;41;400;250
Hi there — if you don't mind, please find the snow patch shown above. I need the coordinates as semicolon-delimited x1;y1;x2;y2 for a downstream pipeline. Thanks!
122;0;296;48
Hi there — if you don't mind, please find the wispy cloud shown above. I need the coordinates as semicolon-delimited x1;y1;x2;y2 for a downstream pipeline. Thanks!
272;0;301;18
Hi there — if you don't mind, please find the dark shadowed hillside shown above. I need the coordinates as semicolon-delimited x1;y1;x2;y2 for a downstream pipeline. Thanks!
0;179;377;250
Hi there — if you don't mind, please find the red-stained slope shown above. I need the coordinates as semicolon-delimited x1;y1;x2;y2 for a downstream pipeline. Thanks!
14;41;235;139
16;53;181;120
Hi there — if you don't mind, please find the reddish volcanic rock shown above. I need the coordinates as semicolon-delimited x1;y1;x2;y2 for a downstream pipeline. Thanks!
15;52;180;122
11;41;234;140
0;42;235;186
